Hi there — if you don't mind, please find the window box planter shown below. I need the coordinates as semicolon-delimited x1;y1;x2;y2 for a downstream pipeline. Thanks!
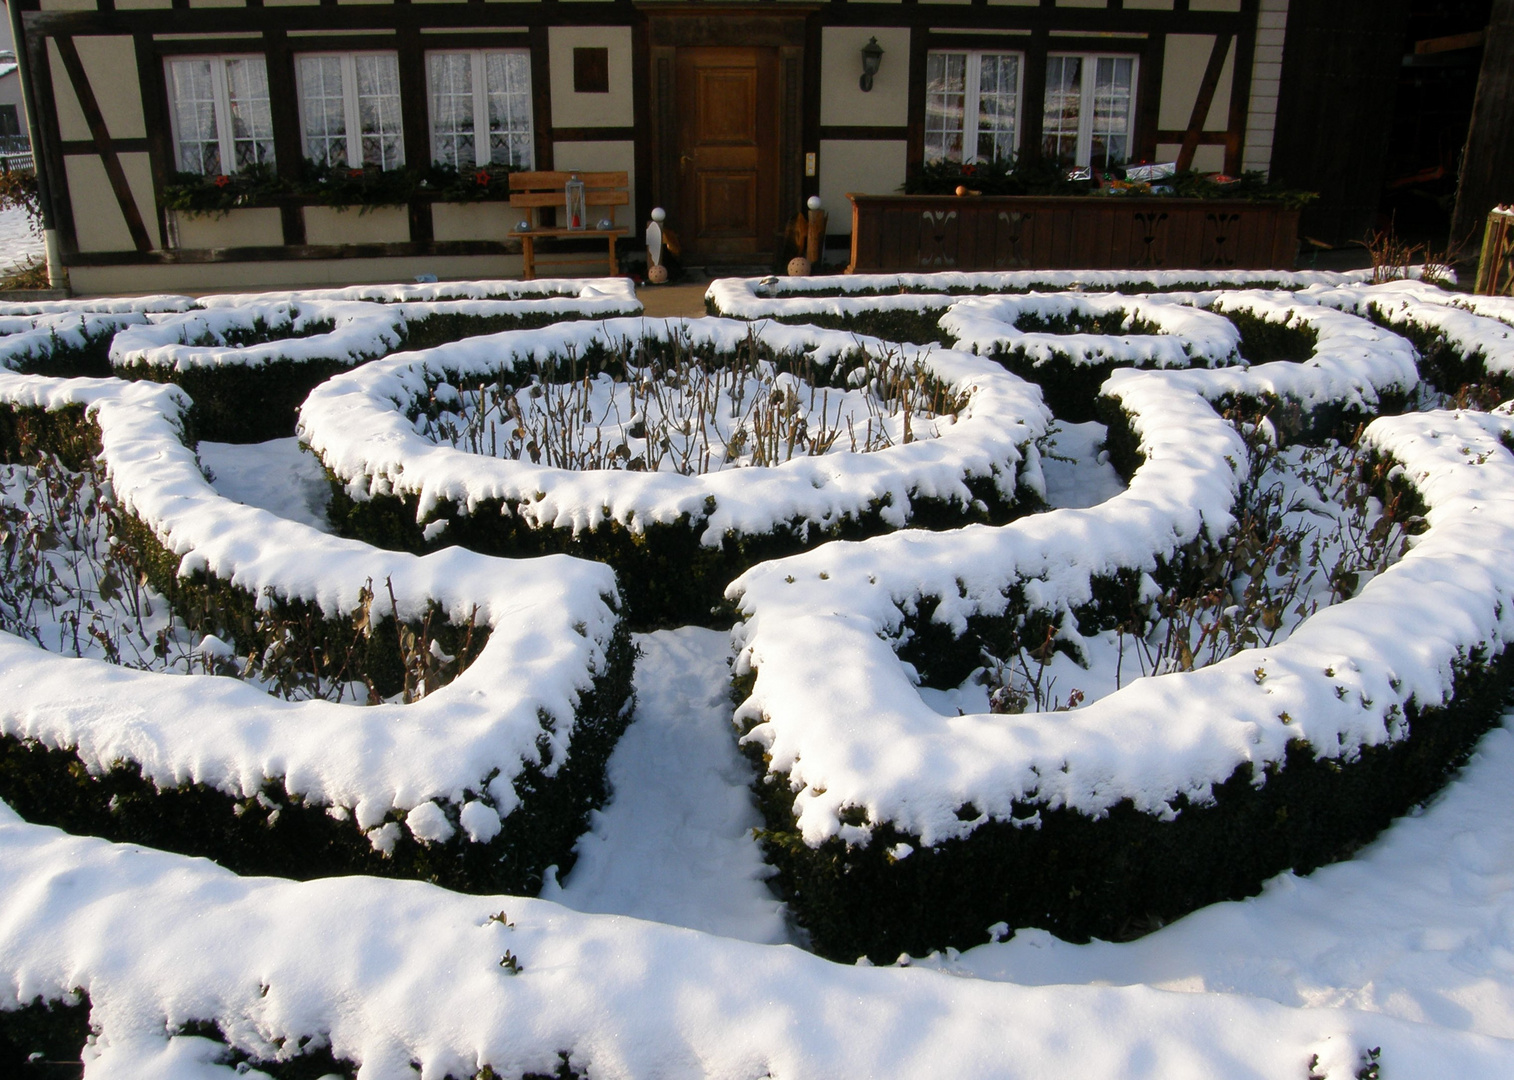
845;194;1301;274
169;208;286;251
303;204;412;247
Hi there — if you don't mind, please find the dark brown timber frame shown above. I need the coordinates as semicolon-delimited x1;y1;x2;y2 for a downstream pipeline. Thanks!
13;0;1262;269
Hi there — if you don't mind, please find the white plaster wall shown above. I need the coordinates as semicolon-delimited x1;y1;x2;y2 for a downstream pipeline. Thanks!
65;152;158;252
1159;34;1235;133
173;208;284;250
820;27;910;127
817;139;907;235
432;201;525;243
303;206;411;245
551;139;636;230
548;26;633;128
48;36;146;142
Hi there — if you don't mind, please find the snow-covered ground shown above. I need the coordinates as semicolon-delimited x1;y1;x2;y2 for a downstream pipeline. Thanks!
8;276;1514;1078
0;204;43;273
136;425;1514;1075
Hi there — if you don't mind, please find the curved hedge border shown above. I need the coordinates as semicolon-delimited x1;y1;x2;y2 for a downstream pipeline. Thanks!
0;368;634;896
706;269;1379;344
0;295;197;378
302;316;1049;627
113;281;642;442
723;291;1502;962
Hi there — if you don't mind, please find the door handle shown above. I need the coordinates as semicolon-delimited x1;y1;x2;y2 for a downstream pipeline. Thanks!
679;154;693;170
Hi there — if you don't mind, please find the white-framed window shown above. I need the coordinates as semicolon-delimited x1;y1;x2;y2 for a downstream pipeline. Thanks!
925;50;1023;165
427;50;534;170
1041;53;1138;170
296;52;405;170
165;55;275;175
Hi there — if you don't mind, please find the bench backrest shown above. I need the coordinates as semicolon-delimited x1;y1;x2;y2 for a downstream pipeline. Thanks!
508;171;629;231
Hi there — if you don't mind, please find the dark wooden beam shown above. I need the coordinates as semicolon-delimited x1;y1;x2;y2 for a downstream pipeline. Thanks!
1224;7;1256;176
134;30;173;247
1452;0;1514;252
53;35;154;253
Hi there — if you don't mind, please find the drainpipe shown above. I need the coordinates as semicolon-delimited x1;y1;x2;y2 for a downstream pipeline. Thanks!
5;0;65;288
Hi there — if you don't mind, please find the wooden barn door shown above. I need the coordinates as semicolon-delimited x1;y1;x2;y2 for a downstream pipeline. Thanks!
674;47;779;259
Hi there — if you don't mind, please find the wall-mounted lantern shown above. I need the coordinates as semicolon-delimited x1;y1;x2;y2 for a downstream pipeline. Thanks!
859;37;884;93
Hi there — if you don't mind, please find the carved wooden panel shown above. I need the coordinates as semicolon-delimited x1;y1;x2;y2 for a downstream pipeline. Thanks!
846;196;1299;273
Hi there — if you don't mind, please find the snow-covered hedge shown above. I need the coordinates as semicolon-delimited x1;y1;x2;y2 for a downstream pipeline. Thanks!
110;300;407;442
0;368;635;895
112;281;642;442
724;288;1514;961
303;316;1049;626
11;800;1514;1080
706;269;1379;345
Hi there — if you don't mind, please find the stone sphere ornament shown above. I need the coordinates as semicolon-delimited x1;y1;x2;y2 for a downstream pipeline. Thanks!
515;220;531;232
787;256;812;277
647;263;669;284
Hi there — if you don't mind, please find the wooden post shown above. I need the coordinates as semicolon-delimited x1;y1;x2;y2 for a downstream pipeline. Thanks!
805;206;826;264
1475;206;1514;295
1451;0;1514;253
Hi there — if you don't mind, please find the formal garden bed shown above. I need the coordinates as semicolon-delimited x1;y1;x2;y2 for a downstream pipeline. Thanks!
5;272;1514;1078
302;317;1046;626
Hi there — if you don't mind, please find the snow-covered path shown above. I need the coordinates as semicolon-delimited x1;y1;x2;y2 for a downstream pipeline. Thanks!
545;627;789;945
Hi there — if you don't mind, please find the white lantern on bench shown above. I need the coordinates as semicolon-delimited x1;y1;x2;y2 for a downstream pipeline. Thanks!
565;173;587;231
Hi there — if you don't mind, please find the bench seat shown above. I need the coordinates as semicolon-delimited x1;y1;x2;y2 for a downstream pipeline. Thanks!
508;170;630;280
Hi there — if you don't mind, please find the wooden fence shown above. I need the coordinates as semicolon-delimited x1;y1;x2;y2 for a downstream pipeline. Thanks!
844;194;1301;274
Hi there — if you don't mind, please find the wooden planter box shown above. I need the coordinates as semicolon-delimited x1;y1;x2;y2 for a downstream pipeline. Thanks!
845;194;1301;273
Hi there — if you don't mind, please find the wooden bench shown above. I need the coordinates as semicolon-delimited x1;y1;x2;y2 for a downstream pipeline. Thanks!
508;170;629;280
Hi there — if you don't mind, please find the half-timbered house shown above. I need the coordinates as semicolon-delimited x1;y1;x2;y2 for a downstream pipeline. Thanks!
4;0;1309;291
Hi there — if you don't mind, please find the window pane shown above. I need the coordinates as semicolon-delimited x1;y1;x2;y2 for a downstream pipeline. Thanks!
925;52;966;165
1041;55;1082;166
355;54;405;169
429;52;475;168
168;59;220;174
224;57;275;170
300;55;348;168
976;53;1019;163
1090;56;1134;169
483;51;533;168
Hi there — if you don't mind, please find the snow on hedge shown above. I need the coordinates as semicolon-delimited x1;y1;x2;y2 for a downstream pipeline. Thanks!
1302;280;1514;379
940;291;1242;367
300;316;1050;544
0;368;622;839
5;800;1513;1080
0;312;151;370
725;299;1460;849
0;295;194;317
108;300;407;373
707;268;1378;321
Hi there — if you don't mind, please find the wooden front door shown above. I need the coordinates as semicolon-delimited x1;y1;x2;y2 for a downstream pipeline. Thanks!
675;47;779;259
